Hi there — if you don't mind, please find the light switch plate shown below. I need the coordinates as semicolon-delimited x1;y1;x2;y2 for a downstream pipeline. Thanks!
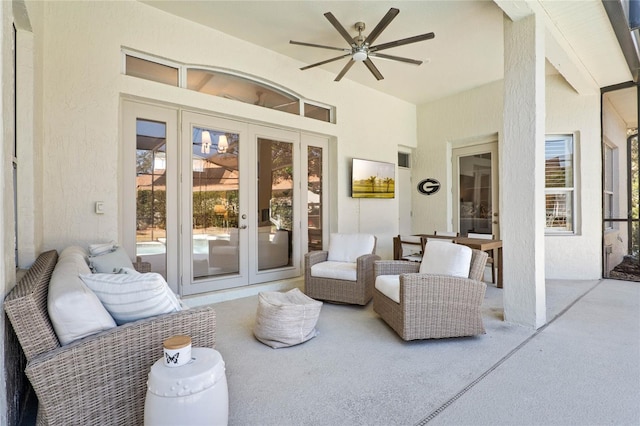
95;201;105;214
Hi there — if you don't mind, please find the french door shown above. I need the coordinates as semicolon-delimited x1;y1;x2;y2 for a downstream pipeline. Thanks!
123;101;327;296
452;141;499;238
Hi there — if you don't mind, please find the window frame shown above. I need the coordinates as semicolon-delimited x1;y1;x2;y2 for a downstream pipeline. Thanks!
545;133;577;235
603;143;616;231
122;49;335;123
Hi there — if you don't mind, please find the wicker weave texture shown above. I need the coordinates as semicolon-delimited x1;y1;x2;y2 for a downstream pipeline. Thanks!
4;250;60;361
26;306;216;425
373;249;488;341
6;250;217;425
304;249;380;305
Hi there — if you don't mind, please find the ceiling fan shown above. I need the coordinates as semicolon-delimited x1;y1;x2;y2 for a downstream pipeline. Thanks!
290;8;435;81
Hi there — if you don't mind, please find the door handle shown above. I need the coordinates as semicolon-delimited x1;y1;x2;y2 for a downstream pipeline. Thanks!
239;225;247;229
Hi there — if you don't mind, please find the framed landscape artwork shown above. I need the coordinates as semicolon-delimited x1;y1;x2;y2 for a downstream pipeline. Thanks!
351;158;395;199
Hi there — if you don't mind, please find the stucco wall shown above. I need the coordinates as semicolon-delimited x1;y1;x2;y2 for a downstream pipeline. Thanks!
32;0;416;261
416;73;602;280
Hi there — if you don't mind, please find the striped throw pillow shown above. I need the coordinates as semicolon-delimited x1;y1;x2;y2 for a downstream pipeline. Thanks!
80;272;181;325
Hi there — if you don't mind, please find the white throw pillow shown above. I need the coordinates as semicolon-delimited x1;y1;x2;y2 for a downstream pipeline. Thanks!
88;241;117;256
419;240;472;278
80;272;182;325
89;246;135;273
327;233;375;262
48;246;116;345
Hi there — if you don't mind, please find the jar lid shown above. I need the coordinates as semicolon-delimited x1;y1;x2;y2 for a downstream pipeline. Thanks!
163;335;191;350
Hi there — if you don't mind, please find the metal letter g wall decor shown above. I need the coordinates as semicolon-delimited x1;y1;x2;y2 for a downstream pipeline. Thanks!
417;178;441;195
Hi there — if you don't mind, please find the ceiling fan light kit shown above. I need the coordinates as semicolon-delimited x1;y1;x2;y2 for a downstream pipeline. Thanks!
290;8;435;81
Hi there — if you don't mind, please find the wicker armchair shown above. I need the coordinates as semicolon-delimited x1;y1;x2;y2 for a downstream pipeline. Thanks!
4;250;217;425
304;233;379;305
373;247;488;341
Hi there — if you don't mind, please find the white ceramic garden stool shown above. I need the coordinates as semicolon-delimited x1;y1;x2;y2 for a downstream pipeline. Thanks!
144;347;229;426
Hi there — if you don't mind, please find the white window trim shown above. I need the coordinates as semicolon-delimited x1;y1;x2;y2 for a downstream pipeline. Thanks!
121;48;335;123
545;133;578;235
603;143;616;231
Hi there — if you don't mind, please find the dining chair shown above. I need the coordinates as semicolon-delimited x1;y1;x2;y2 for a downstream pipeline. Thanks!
393;235;426;262
467;232;496;284
434;230;459;237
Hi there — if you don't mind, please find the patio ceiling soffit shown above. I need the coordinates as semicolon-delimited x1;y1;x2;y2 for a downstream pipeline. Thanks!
494;0;599;95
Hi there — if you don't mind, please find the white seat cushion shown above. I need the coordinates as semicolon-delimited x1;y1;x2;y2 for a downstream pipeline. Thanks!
310;261;357;281
375;275;400;303
327;233;375;262
420;240;472;278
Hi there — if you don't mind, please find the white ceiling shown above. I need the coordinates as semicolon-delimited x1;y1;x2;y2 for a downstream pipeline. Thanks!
142;0;632;107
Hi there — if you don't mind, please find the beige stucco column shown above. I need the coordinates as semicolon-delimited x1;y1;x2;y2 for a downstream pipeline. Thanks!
501;13;547;328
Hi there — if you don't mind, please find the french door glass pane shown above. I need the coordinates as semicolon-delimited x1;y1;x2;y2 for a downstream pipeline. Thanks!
136;119;167;278
257;138;292;270
192;127;240;278
308;146;323;251
459;153;493;236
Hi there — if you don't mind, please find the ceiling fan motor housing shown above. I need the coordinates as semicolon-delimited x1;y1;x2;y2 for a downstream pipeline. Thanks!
352;47;368;61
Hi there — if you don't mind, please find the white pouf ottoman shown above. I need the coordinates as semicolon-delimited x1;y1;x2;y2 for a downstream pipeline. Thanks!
253;288;323;348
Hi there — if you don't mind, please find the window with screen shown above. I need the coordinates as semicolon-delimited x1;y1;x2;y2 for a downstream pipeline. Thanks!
545;134;575;233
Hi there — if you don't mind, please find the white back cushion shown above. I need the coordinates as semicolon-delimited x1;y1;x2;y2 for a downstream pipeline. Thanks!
48;246;116;345
327;233;375;263
419;240;472;278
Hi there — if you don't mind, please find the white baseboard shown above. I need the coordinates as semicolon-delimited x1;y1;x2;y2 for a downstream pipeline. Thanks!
181;277;303;307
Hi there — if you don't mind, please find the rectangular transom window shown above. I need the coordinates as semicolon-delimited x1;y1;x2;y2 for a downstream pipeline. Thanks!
545;134;575;233
125;55;179;86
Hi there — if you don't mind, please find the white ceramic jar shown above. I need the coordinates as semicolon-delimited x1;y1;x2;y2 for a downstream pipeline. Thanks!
163;335;192;367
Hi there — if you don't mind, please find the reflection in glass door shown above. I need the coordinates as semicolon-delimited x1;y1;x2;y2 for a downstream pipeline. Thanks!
135;119;168;278
190;126;240;279
307;145;324;251
122;101;179;292
453;142;499;237
256;138;293;271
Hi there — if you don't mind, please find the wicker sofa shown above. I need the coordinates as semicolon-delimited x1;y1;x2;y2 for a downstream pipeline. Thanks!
4;250;216;425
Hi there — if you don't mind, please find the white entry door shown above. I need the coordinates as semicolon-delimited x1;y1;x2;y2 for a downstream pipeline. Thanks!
452;141;499;238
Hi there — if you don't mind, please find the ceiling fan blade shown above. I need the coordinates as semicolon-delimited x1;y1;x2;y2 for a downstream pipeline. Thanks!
370;32;435;52
363;8;400;46
364;58;384;80
300;53;351;71
290;40;349;53
324;12;356;46
334;59;355;81
368;52;423;66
